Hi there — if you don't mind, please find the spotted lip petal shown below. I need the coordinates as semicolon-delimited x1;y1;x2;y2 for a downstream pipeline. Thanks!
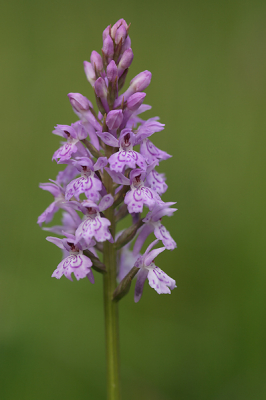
124;186;163;214
52;142;78;162
147;266;176;294
140;138;171;164
157;225;176;250
65;175;102;201
146;169;168;195
133;240;176;301
108;150;146;173
75;215;112;244
52;253;93;282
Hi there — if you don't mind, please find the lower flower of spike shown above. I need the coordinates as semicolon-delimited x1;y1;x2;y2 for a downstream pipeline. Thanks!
47;234;95;282
52;253;94;282
133;202;177;252
134;239;176;302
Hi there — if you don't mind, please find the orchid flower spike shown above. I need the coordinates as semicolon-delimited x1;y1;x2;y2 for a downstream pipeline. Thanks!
38;19;177;309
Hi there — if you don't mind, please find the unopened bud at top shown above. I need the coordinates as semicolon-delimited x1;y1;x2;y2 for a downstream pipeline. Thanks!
102;35;114;59
68;93;92;112
114;70;151;108
130;70;152;92
94;77;107;98
106;110;123;130
102;24;111;42
90;51;103;72
115;25;127;45
107;60;118;82
111;19;128;39
118;48;134;76
126;93;146;112
121;36;131;54
83;61;96;86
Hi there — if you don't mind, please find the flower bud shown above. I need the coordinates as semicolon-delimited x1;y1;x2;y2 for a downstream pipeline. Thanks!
102;35;114;59
114;70;151;108
102;24;111;41
126;93;146;112
83;61;96;86
130;70;152;92
121;36;131;54
90;51;103;72
107;60;118;82
94;77;108;98
118;48;134;76
68;93;92;112
106;110;123;130
115;25;127;45
111;19;128;39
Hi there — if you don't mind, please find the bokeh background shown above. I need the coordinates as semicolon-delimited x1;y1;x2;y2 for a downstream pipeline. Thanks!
1;1;266;399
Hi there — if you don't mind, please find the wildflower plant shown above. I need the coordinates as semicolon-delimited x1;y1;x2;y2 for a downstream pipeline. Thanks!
38;19;177;400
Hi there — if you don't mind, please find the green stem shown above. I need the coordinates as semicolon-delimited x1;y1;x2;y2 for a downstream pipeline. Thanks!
103;146;121;400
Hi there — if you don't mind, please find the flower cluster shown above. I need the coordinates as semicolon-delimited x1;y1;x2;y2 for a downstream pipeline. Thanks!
38;19;177;302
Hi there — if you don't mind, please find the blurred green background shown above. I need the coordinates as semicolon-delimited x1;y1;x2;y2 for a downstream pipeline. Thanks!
1;0;266;399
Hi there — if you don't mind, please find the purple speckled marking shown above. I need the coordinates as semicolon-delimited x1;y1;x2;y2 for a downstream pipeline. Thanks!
158;224;169;240
128;150;138;161
63;255;83;269
82;217;93;232
133;189;143;202
66;176;96;200
153;267;170;284
73;176;86;191
146;141;159;157
118;151;130;162
152;170;163;183
58;143;73;157
103;134;112;143
92;217;102;232
142;187;153;199
85;177;93;191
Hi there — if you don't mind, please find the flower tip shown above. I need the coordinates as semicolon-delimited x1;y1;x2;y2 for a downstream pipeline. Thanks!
130;70;152;92
83;61;96;85
90;50;103;71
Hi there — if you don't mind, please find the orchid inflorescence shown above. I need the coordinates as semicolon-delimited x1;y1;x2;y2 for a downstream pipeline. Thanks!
38;18;177;303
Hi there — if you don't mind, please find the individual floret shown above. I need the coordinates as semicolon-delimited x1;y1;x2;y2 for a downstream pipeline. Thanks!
134;239;176;302
47;233;95;282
